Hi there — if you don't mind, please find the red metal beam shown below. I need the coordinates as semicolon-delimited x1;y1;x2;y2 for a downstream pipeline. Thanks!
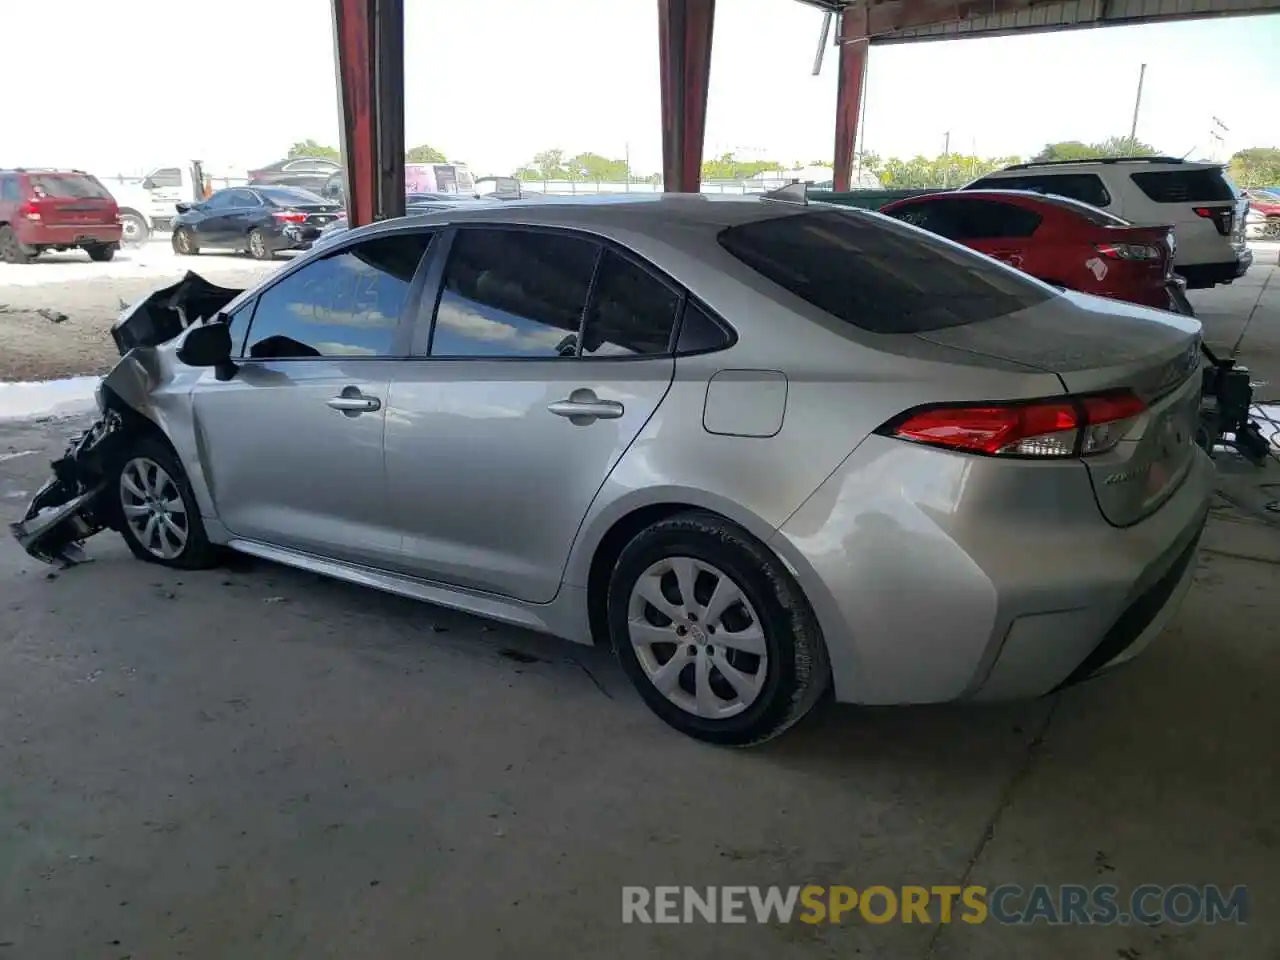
332;0;405;228
833;10;869;192
658;0;716;193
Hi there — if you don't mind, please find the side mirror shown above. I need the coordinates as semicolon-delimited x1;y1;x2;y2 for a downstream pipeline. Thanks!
178;321;237;380
141;178;156;190
175;201;193;214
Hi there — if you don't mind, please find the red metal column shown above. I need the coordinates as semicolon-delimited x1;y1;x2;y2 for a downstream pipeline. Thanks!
658;0;715;193
833;10;869;192
332;0;404;228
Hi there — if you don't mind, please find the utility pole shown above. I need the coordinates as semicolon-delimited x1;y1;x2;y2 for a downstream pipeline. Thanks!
625;141;631;192
942;131;951;187
1129;63;1147;141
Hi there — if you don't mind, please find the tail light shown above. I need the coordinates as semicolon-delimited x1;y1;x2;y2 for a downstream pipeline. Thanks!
878;391;1147;459
19;201;41;221
272;211;308;223
1095;242;1161;261
1192;206;1232;236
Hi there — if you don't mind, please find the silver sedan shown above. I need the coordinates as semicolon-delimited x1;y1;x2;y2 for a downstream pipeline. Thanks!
14;195;1213;744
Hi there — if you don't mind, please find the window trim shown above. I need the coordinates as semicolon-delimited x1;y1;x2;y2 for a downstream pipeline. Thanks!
236;227;437;362
971;172;1112;208
410;222;733;363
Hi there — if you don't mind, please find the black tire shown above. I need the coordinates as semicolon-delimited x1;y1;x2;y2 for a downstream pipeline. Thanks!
172;227;199;256
86;243;116;263
111;434;218;570
608;511;830;746
0;224;34;264
247;227;274;261
119;211;149;246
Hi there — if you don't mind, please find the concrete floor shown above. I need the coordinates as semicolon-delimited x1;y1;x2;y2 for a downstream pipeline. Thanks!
1;253;1278;958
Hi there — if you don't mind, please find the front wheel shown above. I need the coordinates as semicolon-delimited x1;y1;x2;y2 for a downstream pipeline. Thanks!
172;227;199;256
608;511;830;745
112;436;218;569
119;211;150;246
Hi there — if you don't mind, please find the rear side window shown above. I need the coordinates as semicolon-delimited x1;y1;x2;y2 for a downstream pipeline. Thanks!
889;199;1041;240
429;228;599;358
242;233;430;359
969;173;1111;208
1130;169;1234;203
0;176;19;201
29;174;112;200
718;209;1052;334
581;251;680;357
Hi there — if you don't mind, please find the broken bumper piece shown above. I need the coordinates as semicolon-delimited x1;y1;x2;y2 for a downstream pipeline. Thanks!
10;411;127;565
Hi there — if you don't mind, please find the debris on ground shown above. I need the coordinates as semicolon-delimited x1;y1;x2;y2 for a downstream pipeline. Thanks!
263;596;288;604
37;308;69;324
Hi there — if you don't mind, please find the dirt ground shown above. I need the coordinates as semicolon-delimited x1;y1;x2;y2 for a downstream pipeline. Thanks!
0;244;283;382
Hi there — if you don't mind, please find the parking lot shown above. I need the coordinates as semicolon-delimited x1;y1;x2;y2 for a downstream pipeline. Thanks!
0;246;1278;958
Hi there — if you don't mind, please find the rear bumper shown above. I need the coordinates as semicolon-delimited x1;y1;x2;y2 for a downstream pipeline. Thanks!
772;436;1215;705
1177;252;1252;289
274;224;323;250
18;223;122;246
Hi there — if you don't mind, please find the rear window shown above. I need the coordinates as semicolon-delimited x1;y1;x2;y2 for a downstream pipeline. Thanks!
1130;169;1234;203
968;173;1111;208
718;209;1052;334
1034;194;1130;226
29;174;112;200
258;186;326;205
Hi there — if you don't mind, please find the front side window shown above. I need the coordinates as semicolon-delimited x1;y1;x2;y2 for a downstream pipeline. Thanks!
242;233;431;359
429;228;598;358
581;251;680;357
718;209;1052;335
970;173;1111;208
149;168;182;188
885;201;958;238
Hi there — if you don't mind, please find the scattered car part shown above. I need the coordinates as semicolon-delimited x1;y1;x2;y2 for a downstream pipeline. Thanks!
1197;341;1271;465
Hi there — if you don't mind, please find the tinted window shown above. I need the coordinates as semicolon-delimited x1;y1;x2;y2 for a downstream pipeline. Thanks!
429;228;598;358
203;191;236;210
969;173;1111;207
581;251;680;357
946;199;1041;239
1130;169;1234;203
285;159;329;172
150;168;182;188
259;186;326;205
676;300;733;354
718;209;1052;334
0;176;18;201
29;174;112;200
886;200;960;238
243;233;430;359
226;190;258;207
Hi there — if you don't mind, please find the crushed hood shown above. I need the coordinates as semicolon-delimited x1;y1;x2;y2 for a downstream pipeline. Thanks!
111;271;242;356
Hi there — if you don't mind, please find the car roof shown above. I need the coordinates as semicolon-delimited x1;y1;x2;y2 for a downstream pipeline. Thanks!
982;159;1221;175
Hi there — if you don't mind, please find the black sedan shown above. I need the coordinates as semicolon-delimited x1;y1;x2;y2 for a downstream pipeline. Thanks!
246;156;341;194
170;187;344;260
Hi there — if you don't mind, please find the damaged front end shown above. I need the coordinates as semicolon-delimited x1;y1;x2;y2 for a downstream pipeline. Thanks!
10;271;241;565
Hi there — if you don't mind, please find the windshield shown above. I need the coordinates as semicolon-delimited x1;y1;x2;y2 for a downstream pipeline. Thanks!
30;174;112;200
718;208;1052;334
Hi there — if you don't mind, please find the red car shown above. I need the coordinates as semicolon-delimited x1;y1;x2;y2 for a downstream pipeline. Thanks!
879;190;1189;314
0;168;122;264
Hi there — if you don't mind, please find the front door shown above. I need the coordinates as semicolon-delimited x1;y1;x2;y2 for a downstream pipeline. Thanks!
193;230;433;567
383;227;681;603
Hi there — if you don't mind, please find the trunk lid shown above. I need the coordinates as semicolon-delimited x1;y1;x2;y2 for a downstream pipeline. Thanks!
280;202;342;227
916;291;1204;526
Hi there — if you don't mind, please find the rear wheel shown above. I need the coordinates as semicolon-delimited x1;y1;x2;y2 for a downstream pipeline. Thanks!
608;511;830;745
119;211;149;246
0;225;34;264
112;436;218;569
172;227;198;256
86;243;117;263
247;228;274;261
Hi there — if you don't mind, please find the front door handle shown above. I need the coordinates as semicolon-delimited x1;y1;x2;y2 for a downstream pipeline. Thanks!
327;387;381;416
547;388;624;424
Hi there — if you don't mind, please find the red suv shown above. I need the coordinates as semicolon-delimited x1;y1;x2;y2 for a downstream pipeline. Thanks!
0;168;123;263
880;190;1189;314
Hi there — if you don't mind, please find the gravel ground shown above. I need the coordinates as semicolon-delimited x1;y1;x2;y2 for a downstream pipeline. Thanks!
0;243;285;382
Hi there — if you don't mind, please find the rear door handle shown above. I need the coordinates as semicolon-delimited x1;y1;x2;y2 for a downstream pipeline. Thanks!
327;388;381;415
548;388;624;423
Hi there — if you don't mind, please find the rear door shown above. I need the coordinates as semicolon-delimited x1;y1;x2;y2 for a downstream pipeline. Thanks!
196;191;248;246
193;230;433;567
28;173;117;227
383;226;679;602
1124;166;1243;268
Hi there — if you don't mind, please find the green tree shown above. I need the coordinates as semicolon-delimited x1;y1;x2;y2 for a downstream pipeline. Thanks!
520;148;570;181
701;152;783;181
1032;141;1097;162
1033;137;1157;163
1228;147;1280;188
287;139;340;161
406;144;447;162
566;152;629;182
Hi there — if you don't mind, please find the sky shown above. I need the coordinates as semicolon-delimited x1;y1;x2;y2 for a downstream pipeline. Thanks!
0;0;1276;179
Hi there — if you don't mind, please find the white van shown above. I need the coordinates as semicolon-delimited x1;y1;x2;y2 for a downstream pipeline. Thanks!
966;158;1252;289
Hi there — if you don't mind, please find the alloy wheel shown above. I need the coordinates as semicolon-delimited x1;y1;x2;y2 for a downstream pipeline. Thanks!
119;457;188;560
627;556;768;719
175;230;191;254
249;231;266;258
